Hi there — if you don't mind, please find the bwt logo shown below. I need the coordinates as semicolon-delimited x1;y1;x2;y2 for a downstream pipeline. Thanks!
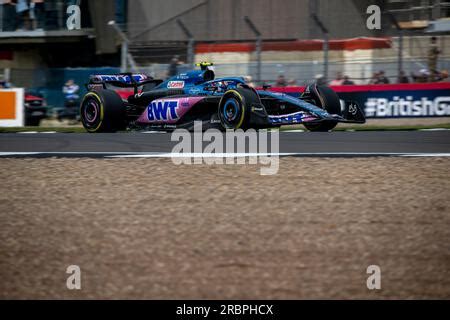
148;101;179;121
365;96;450;117
66;5;81;30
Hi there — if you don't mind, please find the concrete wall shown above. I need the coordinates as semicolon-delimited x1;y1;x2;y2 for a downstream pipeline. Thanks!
127;0;385;42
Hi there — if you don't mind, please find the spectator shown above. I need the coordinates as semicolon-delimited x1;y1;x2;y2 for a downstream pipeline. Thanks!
0;80;6;89
275;74;287;87
368;72;379;84
428;36;441;82
410;71;420;83
59;79;80;122
30;0;45;31
287;79;297;87
417;69;430;83
397;71;409;83
168;55;182;78
342;75;354;85
63;79;79;100
15;0;30;31
1;0;17;31
377;70;390;84
329;72;343;86
438;70;449;83
411;69;431;83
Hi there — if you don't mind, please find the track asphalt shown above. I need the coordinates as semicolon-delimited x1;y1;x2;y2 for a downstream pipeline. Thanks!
0;131;449;157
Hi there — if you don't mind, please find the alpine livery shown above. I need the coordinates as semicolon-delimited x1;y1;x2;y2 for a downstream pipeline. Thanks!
80;62;365;132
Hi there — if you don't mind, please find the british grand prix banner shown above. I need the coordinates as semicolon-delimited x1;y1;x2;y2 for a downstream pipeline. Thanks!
272;83;450;118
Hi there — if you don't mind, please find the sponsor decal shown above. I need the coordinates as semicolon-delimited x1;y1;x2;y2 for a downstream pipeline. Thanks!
132;74;148;82
251;106;264;112
92;74;147;83
348;102;358;115
87;84;104;90
269;112;309;124
147;100;179;121
167;81;185;89
188;88;201;95
364;96;450;117
177;73;190;80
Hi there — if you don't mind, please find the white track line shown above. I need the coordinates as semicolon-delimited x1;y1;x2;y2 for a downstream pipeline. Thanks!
107;152;298;158
107;152;450;158
0;152;149;156
401;153;450;157
419;128;450;131
1;152;449;158
0;152;41;156
140;131;168;134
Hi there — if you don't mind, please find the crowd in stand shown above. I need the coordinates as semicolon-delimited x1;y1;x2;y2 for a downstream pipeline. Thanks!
272;67;448;88
272;37;448;87
326;37;448;86
1;0;79;31
327;68;449;86
2;0;45;31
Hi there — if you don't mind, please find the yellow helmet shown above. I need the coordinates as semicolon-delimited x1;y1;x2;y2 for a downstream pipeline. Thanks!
195;61;214;70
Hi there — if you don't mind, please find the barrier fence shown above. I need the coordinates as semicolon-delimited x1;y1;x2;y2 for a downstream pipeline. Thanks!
4;67;450;125
8;59;450;110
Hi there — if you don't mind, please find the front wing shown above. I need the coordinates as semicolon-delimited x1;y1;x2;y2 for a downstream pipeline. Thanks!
248;100;366;127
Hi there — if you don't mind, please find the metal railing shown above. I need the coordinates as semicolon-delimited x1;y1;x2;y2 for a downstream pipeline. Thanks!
0;0;82;32
7;54;449;110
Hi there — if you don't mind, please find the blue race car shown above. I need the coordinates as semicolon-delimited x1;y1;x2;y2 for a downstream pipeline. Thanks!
80;62;365;132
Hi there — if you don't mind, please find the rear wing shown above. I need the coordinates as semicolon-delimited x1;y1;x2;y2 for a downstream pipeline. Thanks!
86;73;163;94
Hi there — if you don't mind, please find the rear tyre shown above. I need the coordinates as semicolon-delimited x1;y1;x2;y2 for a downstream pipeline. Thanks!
218;88;259;130
303;86;341;132
80;90;126;133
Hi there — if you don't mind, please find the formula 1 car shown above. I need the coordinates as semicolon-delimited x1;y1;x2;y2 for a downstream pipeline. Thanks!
80;62;365;132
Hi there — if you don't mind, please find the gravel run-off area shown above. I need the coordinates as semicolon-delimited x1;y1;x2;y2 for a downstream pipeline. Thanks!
0;157;449;299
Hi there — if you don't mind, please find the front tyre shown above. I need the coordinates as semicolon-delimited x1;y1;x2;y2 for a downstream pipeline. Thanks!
218;88;259;130
80;90;125;133
303;85;341;132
